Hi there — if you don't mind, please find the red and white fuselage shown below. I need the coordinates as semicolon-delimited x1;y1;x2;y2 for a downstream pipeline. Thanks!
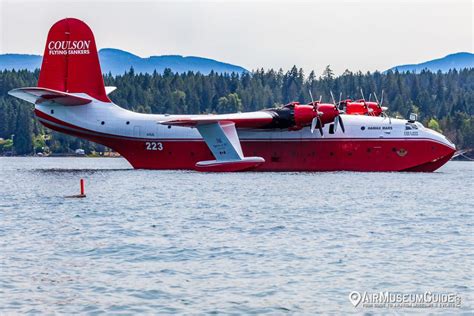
30;98;455;172
9;18;456;172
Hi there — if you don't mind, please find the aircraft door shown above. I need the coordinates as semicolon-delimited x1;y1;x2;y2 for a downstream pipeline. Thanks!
133;126;141;138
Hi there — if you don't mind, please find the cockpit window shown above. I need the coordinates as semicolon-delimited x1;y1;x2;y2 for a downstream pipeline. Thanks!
405;123;418;130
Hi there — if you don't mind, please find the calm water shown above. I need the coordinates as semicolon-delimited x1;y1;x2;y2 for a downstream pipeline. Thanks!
0;157;472;314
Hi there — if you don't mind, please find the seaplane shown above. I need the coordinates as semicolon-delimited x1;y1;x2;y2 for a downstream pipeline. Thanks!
9;18;456;172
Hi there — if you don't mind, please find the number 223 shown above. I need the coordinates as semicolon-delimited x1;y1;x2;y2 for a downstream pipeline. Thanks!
145;142;163;151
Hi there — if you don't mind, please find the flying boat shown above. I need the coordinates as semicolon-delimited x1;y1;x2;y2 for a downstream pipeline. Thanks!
9;18;456;172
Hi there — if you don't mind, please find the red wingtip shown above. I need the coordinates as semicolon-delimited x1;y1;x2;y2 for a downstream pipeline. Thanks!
38;18;110;103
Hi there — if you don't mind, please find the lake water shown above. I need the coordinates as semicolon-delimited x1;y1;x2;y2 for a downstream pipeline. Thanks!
0;157;472;314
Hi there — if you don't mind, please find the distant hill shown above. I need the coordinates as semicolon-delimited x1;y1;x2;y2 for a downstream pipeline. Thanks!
0;48;247;75
389;52;474;73
0;54;42;72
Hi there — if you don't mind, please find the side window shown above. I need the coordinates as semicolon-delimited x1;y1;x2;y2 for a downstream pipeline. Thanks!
406;123;418;130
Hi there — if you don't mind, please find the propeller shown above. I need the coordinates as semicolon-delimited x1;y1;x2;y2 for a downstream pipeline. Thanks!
360;88;375;115
334;115;345;133
310;116;323;136
367;93;374;115
330;90;346;133
374;90;388;112
380;90;387;111
309;90;324;136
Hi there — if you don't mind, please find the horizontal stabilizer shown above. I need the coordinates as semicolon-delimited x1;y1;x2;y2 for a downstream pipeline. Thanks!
105;86;117;95
8;87;92;106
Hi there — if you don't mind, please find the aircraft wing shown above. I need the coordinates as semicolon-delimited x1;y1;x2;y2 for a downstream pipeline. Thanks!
159;111;274;128
8;87;92;106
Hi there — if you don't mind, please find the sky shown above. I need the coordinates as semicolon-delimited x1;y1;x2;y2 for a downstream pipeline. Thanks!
0;0;472;75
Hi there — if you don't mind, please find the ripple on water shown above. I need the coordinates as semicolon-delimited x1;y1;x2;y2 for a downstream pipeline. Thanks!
0;158;472;314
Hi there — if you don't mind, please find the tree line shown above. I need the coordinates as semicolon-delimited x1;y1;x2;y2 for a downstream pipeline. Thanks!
0;66;473;155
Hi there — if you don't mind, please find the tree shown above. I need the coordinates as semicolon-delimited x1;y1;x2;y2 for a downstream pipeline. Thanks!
1;67;473;154
427;118;442;132
322;65;334;81
13;105;33;155
217;93;242;113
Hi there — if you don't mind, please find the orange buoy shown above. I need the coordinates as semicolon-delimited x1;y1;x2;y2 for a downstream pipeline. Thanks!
65;178;86;198
80;178;85;196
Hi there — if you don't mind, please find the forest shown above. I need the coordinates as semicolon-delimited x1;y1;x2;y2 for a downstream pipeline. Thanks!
0;66;473;155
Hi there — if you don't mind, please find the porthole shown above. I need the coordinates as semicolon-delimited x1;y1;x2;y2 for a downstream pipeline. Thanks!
101;121;105;125
50;109;54;114
361;126;366;131
126;121;130;125
168;125;171;129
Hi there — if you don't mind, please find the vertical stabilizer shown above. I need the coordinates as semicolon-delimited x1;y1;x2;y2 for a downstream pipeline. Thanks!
38;18;110;103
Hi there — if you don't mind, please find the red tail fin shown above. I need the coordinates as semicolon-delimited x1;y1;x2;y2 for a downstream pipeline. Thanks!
38;18;110;103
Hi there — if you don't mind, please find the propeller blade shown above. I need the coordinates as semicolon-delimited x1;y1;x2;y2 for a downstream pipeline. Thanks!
319;95;322;103
368;93;372;102
309;89;315;105
310;117;317;134
338;92;342;109
374;91;380;105
330;91;336;105
339;115;345;133
374;91;383;110
318;117;324;136
380;90;384;107
334;116;338;133
360;88;365;101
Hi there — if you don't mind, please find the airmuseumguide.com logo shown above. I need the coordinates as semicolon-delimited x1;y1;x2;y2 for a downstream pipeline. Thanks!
47;40;91;55
349;291;462;309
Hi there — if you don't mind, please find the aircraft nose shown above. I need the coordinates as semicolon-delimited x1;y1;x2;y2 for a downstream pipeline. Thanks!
426;127;456;151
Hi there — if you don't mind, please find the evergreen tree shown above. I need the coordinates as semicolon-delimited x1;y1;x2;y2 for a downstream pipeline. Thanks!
0;67;473;154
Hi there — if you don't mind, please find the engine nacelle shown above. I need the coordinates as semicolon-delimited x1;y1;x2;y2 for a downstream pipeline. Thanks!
262;102;341;131
293;104;317;128
316;103;340;125
343;99;383;116
262;102;316;130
